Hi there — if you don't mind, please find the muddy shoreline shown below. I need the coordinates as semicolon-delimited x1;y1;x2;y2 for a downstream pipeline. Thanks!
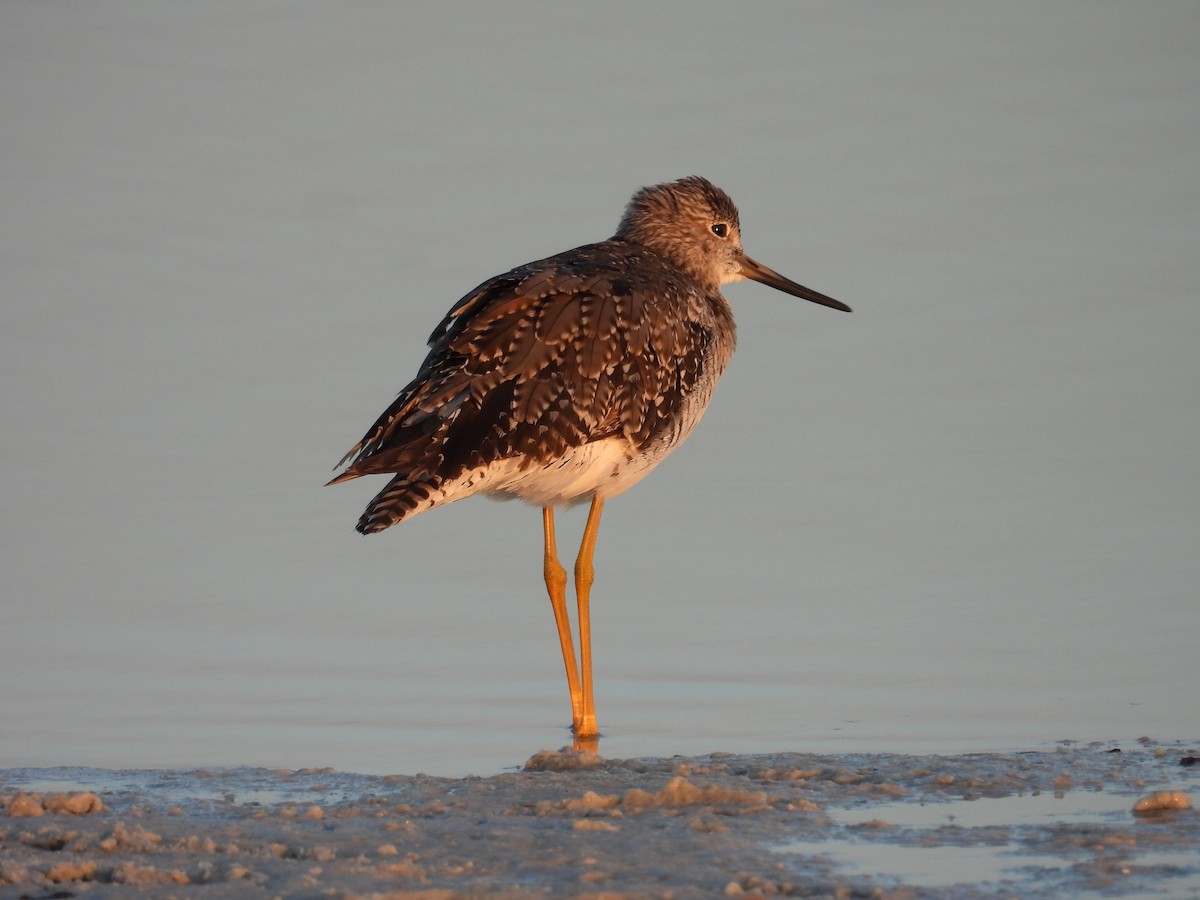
2;740;1197;898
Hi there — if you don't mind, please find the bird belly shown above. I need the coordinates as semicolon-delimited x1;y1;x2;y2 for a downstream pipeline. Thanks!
481;435;654;508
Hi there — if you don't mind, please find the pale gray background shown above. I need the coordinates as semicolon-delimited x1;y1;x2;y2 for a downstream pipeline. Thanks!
3;2;1197;776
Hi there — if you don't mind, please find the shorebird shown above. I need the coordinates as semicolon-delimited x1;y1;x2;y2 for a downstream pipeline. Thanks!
329;176;850;740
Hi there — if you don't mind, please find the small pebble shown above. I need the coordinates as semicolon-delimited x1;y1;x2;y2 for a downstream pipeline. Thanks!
1132;791;1192;814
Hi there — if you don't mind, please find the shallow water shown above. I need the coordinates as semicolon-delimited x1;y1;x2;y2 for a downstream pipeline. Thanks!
2;2;1199;778
790;792;1187;892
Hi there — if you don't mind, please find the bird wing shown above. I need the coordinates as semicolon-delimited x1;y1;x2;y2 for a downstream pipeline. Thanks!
330;242;715;485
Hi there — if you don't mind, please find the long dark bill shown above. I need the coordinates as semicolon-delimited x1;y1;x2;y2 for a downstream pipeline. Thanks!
740;255;852;312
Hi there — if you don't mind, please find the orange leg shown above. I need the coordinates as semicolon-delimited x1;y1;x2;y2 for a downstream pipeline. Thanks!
573;496;604;738
543;507;583;729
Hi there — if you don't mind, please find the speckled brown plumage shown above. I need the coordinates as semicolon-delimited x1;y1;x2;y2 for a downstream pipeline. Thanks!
330;176;847;534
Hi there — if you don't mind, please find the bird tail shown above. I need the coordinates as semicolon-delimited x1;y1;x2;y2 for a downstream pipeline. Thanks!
355;474;442;534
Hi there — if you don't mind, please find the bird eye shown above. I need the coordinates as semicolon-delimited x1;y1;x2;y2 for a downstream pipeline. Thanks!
711;223;729;238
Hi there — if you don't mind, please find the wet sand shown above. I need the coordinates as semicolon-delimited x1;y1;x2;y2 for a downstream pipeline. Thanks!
2;740;1196;898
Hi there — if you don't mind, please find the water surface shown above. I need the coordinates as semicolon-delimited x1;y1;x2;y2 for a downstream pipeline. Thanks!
2;2;1197;777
